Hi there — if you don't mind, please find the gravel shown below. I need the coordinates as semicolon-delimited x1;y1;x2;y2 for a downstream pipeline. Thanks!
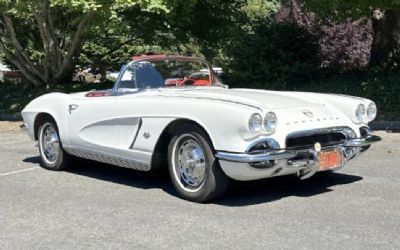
0;121;23;133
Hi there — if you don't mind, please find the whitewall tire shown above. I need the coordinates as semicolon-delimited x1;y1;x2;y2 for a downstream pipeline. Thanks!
168;124;229;202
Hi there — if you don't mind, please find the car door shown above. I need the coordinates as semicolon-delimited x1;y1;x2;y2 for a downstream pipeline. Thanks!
66;93;116;154
106;64;145;161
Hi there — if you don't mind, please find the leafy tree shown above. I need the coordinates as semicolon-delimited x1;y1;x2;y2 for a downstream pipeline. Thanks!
0;0;168;86
0;0;248;85
79;0;248;78
275;0;373;71
304;0;400;69
244;0;280;21
224;22;320;89
155;0;248;60
79;4;167;81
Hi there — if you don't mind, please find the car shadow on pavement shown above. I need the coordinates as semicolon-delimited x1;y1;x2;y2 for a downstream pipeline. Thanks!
216;173;363;206
23;156;41;164
23;156;363;205
67;159;175;193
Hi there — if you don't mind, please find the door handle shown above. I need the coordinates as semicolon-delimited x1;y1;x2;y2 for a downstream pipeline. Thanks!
68;104;79;114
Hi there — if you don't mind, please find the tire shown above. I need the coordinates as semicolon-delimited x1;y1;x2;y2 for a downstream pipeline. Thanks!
168;124;229;202
38;118;70;171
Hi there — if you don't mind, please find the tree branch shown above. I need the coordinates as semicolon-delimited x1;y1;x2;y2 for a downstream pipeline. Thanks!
2;15;46;82
102;37;139;58
55;12;94;80
0;41;43;86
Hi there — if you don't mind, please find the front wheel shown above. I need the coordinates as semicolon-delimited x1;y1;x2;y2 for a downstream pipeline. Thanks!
38;119;70;171
168;124;229;202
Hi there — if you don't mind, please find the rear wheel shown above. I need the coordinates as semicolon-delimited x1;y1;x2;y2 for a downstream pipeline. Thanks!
38;119;70;171
168;124;229;202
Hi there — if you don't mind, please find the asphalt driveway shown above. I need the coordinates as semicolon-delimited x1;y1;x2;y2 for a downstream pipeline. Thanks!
0;124;399;249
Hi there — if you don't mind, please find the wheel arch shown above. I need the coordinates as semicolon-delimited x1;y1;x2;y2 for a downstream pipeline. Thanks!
151;118;215;169
33;113;57;140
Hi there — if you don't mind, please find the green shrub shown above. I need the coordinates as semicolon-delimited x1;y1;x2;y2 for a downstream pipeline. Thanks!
0;81;113;114
291;71;400;120
0;73;398;120
223;22;320;89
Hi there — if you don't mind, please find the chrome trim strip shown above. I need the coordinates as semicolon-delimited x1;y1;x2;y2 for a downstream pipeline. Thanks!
165;95;262;111
246;138;281;152
343;135;382;147
64;146;151;171
286;126;355;140
216;134;381;164
215;150;297;163
129;118;143;149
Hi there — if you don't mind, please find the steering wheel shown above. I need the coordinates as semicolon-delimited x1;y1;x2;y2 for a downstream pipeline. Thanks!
179;76;196;86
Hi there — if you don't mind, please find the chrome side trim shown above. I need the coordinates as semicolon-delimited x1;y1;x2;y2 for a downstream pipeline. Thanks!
64;146;151;171
129;118;143;149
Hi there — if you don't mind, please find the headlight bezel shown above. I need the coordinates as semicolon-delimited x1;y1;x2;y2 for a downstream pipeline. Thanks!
367;102;377;121
248;112;277;134
264;112;277;134
248;113;263;133
354;103;367;124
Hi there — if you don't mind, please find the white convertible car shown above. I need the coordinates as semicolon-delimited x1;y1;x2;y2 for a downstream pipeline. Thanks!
22;55;381;202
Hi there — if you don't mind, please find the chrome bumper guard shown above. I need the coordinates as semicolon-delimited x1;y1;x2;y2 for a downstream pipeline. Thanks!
20;123;29;130
343;134;382;147
215;134;381;179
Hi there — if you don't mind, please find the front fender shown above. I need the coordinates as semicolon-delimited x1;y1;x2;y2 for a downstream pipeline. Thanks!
21;92;71;143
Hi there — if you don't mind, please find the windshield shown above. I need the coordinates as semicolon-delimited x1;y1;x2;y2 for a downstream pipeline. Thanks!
116;58;222;92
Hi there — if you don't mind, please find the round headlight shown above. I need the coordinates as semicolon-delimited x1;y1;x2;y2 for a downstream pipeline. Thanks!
367;102;377;121
355;104;366;123
248;113;263;133
264;112;277;134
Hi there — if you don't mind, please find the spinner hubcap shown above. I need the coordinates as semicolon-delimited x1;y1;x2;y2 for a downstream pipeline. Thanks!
175;137;206;190
40;124;60;163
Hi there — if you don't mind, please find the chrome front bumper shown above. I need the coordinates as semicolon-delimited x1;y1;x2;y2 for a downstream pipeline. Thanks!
215;134;381;181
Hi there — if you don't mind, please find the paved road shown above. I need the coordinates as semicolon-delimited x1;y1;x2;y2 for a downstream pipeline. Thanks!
0;129;399;250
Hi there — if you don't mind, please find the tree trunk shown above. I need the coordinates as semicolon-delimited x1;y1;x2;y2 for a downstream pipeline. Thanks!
370;9;400;68
0;2;93;86
100;65;107;82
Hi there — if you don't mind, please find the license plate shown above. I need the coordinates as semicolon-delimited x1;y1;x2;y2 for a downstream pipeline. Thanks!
318;150;342;171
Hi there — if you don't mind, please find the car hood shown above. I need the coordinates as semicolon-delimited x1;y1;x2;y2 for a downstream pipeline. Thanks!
160;87;325;110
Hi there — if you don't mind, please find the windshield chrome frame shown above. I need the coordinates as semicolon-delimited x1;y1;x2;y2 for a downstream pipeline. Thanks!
112;56;223;96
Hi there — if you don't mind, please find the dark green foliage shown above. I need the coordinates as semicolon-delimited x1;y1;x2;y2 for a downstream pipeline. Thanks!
289;71;400;120
223;22;320;89
0;81;113;114
2;71;398;120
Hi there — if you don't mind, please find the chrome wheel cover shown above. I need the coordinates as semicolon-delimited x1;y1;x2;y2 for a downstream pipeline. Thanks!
39;123;60;164
173;135;206;192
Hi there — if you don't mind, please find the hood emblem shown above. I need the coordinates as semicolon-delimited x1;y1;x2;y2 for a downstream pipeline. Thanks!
301;109;314;118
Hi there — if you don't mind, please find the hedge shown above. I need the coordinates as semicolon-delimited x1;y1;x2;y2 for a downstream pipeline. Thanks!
0;72;398;120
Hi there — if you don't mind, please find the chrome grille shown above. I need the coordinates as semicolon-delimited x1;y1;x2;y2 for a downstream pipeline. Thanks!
286;129;348;149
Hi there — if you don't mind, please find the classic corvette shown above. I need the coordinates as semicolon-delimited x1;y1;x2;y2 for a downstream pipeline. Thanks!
22;55;381;202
